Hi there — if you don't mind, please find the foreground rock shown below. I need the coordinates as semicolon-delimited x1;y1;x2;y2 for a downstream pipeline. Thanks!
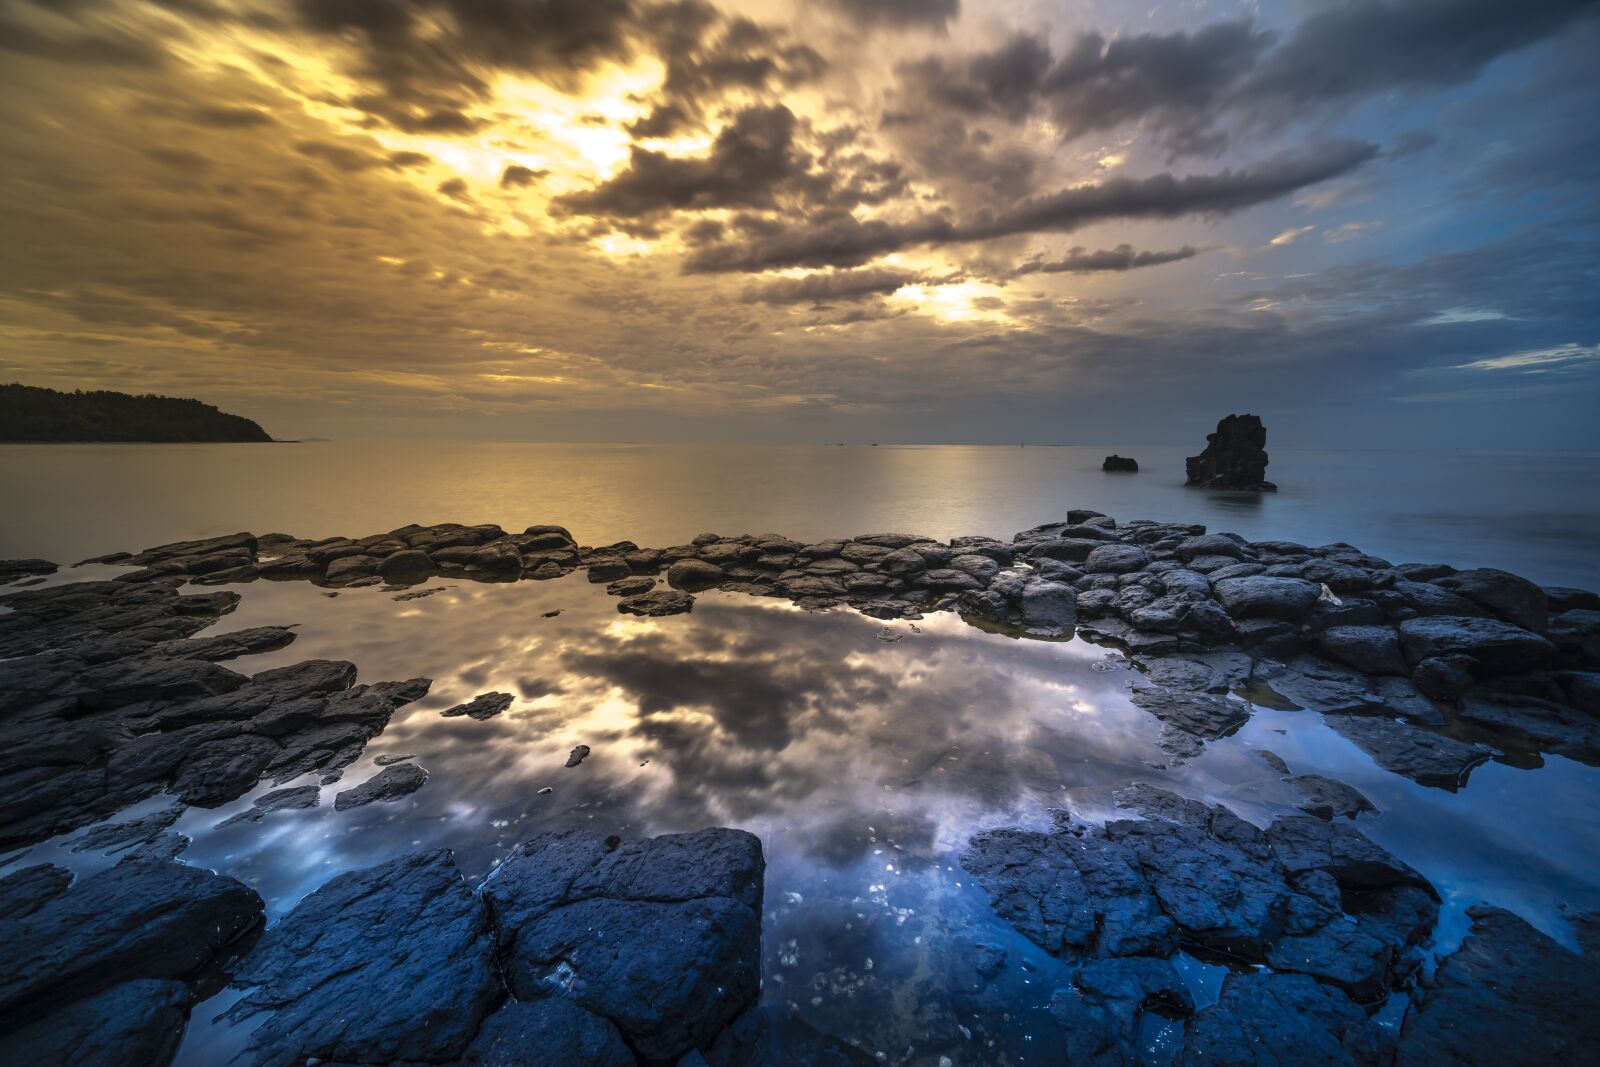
228;849;500;1066
0;578;429;851
333;762;428;810
964;786;1436;1000
1185;414;1276;491
0;857;262;1064
442;691;515;720
1180;972;1389;1065
483;828;765;1062
1400;905;1600;1065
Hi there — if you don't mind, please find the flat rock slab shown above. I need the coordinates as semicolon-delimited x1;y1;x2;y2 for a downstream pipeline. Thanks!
618;589;695;616
228;848;500;1067
1288;774;1377;820
1178;972;1390;1065
334;762;428;810
0;857;262;1021
0;978;189;1067
442;691;515;720
216;785;320;828
481;827;765;1063
1400;905;1600;1065
1323;715;1495;790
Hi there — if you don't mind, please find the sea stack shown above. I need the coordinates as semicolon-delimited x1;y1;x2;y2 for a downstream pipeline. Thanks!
1186;414;1277;491
1102;455;1139;473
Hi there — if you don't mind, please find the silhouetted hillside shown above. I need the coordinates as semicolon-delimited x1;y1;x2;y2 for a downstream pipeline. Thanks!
0;383;273;442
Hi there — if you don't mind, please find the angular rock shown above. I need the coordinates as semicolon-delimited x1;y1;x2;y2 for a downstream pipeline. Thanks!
215;784;320;828
619;589;695;616
481;828;765;1063
333;762;428;810
1178;972;1388;1065
1085;544;1152;575
1266;816;1434;896
1399;905;1600;1066
1287;775;1376;820
1184;414;1277;492
0;857;262;1018
0;978;189;1067
1323;715;1493;789
442;691;515;720
228;849;500;1066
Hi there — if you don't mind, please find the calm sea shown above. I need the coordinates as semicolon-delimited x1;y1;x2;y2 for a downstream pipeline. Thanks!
2;441;1598;588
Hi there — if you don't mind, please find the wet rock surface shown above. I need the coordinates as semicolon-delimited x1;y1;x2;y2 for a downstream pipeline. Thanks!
0;856;263;1065
5;511;1600;1064
333;761;428;810
1399;905;1600;1065
442;690;515;720
482;827;765;1062
956;787;1600;1062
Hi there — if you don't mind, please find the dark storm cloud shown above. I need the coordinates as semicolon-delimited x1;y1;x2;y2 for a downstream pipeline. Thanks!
740;267;922;305
893;0;1597;156
627;2;827;138
554;105;824;217
1012;245;1199;277
0;8;167;67
683;140;1378;272
291;0;638;130
825;0;959;28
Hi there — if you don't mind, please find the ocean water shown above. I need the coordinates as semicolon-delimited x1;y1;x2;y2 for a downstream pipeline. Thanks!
3;441;1599;1065
2;441;1598;588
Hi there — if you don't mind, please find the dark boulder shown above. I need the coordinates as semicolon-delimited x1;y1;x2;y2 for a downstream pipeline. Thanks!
1434;569;1549;633
1102;455;1139;473
1184;414;1277;491
227;849;500;1067
1316;625;1409;676
1213;576;1322;620
377;549;436;582
1396;616;1556;675
481;828;765;1063
0;558;57;583
668;558;727;592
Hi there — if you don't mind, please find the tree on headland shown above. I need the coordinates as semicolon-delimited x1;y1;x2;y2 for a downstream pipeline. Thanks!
0;383;274;442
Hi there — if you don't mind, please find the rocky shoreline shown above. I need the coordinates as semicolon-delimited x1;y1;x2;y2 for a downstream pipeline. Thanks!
3;510;1599;1064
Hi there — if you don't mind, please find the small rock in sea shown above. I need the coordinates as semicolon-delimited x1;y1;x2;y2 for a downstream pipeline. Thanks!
321;591;339;598
542;609;561;617
1102;455;1139;473
441;692;514;721
606;575;657;597
393;586;444;602
374;753;416;766
537;787;553;795
566;745;591;768
334;763;428;811
876;627;905;643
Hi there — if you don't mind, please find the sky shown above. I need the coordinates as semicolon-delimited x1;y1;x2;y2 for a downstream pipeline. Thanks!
2;0;1597;447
